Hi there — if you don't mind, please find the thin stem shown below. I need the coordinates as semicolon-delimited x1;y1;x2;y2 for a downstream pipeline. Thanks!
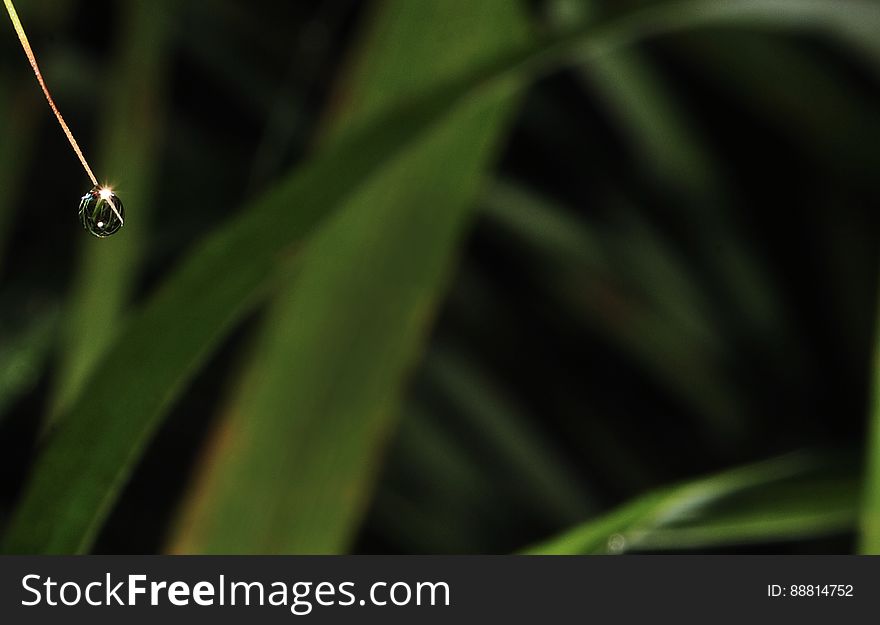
3;0;98;186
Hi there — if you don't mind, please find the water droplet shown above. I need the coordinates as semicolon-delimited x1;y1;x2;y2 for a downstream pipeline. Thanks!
606;533;627;553
79;186;124;237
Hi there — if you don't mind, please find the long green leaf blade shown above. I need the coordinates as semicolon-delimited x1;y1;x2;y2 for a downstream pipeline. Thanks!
860;284;880;554
525;454;858;554
169;0;530;554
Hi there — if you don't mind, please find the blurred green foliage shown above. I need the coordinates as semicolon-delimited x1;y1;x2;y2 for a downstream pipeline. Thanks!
169;0;530;554
0;0;878;554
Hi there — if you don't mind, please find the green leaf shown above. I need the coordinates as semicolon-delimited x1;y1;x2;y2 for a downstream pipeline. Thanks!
421;348;594;524
860;284;880;554
524;453;858;554
676;30;880;181
168;0;530;554
547;0;717;195
366;400;502;554
483;181;746;440
0;304;58;422
5;0;880;554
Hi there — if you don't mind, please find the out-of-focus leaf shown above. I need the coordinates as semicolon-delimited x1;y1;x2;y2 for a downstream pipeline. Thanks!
524;453;858;554
5;0;880;554
366;401;501;554
178;0;306;117
634;479;857;551
169;0;530;554
677;30;880;180
50;0;173;420
860;285;880;554
548;0;717;195
423;348;592;523
0;304;58;420
483;181;746;440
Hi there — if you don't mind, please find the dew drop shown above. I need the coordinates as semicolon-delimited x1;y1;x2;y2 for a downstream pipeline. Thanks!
606;533;627;554
79;186;124;238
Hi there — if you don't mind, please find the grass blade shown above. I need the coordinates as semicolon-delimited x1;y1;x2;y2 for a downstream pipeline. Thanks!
422;348;593;524
169;0;530;554
547;0;716;195
0;303;58;421
860;283;880;554
524;453;857;554
482;181;745;440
